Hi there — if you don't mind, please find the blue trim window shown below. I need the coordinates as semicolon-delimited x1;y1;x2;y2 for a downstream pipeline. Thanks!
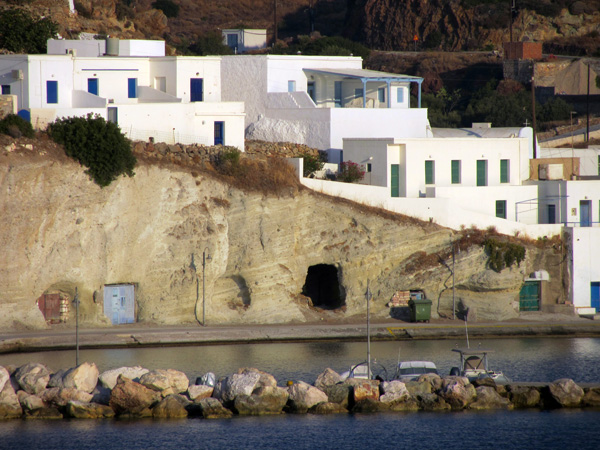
128;78;137;98
397;87;404;103
288;80;296;92
378;88;385;103
88;78;99;96
190;78;203;102
334;81;342;108
46;80;58;104
1;85;10;95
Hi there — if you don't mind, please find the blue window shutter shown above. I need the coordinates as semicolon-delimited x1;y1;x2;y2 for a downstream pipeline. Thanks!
46;81;58;104
378;88;385;103
190;78;203;102
128;78;137;98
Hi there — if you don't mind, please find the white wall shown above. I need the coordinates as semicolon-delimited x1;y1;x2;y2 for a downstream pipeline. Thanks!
47;39;106;57
174;57;221;102
301;177;561;238
0;57;29;111
538;146;600;177
567;227;600;309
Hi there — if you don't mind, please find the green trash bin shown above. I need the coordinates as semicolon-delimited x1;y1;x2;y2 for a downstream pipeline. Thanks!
408;298;432;322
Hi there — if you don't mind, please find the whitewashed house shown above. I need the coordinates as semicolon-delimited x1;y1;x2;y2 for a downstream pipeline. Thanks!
0;39;245;148
220;55;428;162
222;29;267;54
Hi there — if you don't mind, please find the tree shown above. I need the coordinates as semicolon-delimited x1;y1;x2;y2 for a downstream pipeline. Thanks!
0;114;34;138
0;9;58;54
338;161;365;183
422;88;462;127
189;32;233;56
48;114;136;187
301;152;325;177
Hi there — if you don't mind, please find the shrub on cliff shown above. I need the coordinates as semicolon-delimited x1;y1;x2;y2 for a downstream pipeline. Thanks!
301;152;325;177
0;114;34;139
48;114;136;187
0;9;58;53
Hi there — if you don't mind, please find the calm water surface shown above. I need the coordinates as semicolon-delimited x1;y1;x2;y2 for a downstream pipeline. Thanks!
1;338;599;450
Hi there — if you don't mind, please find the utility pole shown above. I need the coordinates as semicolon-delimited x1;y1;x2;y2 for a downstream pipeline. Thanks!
273;0;278;44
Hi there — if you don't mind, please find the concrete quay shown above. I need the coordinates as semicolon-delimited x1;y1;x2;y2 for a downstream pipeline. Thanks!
2;314;600;354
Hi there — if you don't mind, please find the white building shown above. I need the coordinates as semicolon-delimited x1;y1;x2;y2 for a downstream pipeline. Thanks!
221;55;428;161
222;29;267;54
0;39;245;148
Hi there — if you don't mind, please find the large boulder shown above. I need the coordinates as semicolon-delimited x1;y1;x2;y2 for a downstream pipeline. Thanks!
416;393;451;411
314;368;343;390
188;384;213;401
41;387;93;407
152;395;189;419
351;398;388;413
0;381;22;419
99;366;149;390
547;379;584;408
66;401;115;419
14;363;51;395
61;363;100;394
405;380;432;396
233;386;289;415
380;381;410;404
469;386;512;410
195;397;233;419
17;391;45;412
508;386;541;408
0;366;10;392
213;371;261;405
109;375;161;416
322;384;351;409
308;402;348;414
439;378;476;410
24;407;62;419
287;381;328;413
418;373;443;392
139;369;189;394
237;368;278;388
583;387;600;407
352;380;380;403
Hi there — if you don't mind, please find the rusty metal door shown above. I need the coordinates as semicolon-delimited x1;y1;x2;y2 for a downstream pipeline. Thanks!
37;293;61;323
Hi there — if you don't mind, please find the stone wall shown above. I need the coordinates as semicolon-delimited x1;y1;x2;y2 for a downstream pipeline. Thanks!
0;95;16;119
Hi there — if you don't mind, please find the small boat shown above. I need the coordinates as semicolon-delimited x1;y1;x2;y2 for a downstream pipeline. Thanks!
340;360;388;381
450;348;510;384
392;361;439;382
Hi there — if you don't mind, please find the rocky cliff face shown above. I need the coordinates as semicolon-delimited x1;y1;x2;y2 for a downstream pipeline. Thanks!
0;137;565;330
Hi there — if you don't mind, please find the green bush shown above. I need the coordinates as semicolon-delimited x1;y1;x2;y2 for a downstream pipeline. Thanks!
189;32;233;56
301;152;325;177
0;9;58;53
484;238;526;272
216;147;244;176
48;114;136;187
338;161;365;183
152;0;180;18
0;114;34;138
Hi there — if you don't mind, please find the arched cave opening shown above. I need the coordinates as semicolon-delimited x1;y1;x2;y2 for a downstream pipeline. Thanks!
302;264;345;309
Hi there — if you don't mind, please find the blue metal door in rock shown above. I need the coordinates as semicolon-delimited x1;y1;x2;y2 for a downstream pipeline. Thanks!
103;284;135;324
519;281;540;311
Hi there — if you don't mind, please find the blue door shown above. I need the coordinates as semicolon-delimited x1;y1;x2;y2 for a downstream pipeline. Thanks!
547;204;556;224
580;200;591;227
191;78;203;102
592;282;600;312
214;121;224;145
227;33;238;51
46;80;58;104
88;78;98;95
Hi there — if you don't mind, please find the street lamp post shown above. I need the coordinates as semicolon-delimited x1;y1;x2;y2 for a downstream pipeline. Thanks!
73;287;80;366
365;280;373;379
202;247;212;326
570;111;577;179
452;243;456;320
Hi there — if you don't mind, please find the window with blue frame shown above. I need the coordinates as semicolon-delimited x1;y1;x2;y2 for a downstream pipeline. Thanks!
334;81;342;108
190;78;203;102
88;78;99;96
46;80;58;104
378;87;385;103
1;85;10;95
127;78;137;98
397;87;404;103
288;80;296;92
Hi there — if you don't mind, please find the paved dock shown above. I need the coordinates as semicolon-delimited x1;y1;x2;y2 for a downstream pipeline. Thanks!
2;315;600;354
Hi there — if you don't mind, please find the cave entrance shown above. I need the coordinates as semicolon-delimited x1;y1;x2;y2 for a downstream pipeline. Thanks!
302;264;345;309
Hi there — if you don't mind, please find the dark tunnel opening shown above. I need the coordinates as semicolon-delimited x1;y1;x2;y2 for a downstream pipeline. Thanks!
302;264;345;309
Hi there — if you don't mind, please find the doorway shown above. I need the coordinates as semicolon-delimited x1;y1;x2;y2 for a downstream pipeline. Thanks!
302;264;345;309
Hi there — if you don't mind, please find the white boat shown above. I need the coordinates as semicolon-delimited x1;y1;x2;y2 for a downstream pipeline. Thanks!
392;361;439;382
340;360;388;381
450;348;511;384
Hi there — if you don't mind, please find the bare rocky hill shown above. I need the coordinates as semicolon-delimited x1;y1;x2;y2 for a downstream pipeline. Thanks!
0;135;565;331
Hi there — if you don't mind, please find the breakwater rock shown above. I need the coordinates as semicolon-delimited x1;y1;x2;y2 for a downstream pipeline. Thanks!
1;362;600;420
